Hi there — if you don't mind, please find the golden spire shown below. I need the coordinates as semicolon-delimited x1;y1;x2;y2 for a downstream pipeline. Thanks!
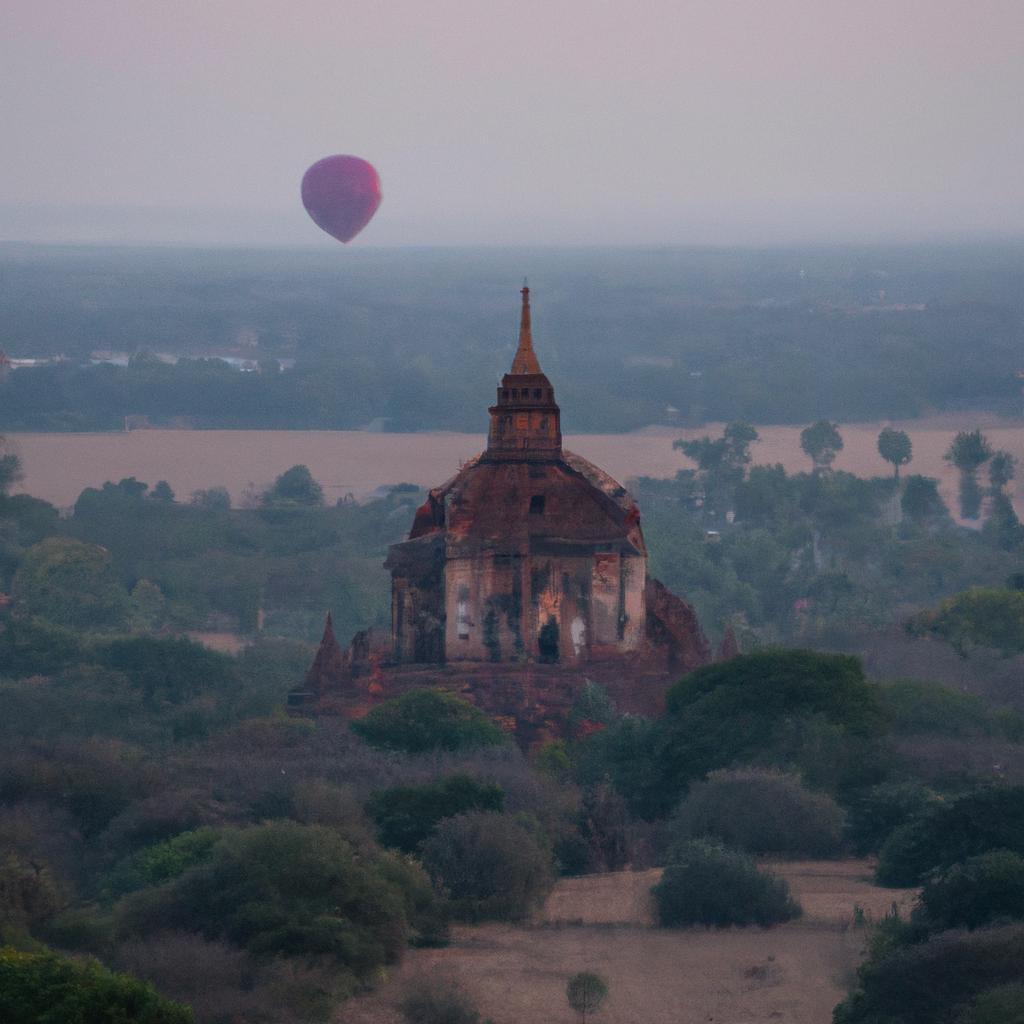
510;281;542;375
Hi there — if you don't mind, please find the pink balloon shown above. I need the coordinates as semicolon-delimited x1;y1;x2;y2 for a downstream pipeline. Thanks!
301;155;382;243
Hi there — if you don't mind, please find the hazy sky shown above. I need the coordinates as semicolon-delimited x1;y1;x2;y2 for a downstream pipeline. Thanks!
4;0;1023;246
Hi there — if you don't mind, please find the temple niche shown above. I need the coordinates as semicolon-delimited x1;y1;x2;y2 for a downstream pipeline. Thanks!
290;287;710;744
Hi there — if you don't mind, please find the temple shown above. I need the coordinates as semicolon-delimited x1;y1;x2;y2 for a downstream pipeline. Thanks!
290;287;710;743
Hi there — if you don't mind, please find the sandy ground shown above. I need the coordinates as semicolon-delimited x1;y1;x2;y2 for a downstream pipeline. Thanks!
339;860;915;1024
7;415;1024;515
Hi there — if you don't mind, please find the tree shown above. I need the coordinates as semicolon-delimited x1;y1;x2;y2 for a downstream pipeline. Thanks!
0;436;22;495
150;480;175;503
0;946;193;1024
674;421;760;518
901;475;947;524
261;464;324;507
190;486;231;511
800;421;844;473
990;451;1017;493
945;430;993;520
877;428;912;480
12;537;130;629
352;690;507;753
566;972;609;1024
420;812;554;921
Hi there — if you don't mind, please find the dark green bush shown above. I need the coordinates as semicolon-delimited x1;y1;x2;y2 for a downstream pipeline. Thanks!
420;812;554;922
919;850;1024;931
104;828;220;897
670;769;845;858
652;840;800;927
845;780;940;856
0;945;193;1024
95;636;236;704
881;680;994;737
117;822;434;989
368;775;504;853
957;982;1024;1024
877;785;1024;886
834;923;1024;1024
399;974;480;1024
352;690;507;753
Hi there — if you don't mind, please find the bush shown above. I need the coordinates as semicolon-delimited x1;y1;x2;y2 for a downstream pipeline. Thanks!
104;828;220;897
919;850;1024;931
652;840;800;927
352;690;507;753
845;781;940;856
399;974;481;1024
881;680;994;738
0;945;193;1024
670;769;845;858
117;823;436;990
368;775;504;853
958;982;1024;1024
420;812;554;921
877;785;1024;886
834;923;1024;1024
650;649;887;816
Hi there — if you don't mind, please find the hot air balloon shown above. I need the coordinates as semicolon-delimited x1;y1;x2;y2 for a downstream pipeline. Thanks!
301;155;381;243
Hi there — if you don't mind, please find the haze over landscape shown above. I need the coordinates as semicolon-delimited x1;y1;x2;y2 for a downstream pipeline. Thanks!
6;3;1024;1024
5;0;1024;246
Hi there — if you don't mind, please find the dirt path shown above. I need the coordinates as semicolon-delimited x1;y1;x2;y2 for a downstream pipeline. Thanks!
8;416;1024;515
340;859;914;1024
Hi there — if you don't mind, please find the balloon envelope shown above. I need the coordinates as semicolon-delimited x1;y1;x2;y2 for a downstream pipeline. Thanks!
301;155;381;243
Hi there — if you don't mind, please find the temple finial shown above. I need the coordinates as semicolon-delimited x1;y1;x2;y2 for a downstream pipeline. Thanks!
511;281;541;375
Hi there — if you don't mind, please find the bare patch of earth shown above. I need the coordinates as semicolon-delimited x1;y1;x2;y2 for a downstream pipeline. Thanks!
340;859;915;1024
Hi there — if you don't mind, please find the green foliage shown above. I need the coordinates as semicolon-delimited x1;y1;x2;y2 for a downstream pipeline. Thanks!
420;812;555;922
989;451;1016;492
567;682;617;737
958;983;1024;1024
907;587;1024;654
118;822;430;985
12;537;130;629
845;781;940;856
0;617;81;677
262;464;324;507
800;420;844;472
0;945;193;1024
352;690;507;754
901;474;947;523
399;975;481;1024
918;850;1024;931
367;775;505;854
877;785;1024;886
654;650;886;813
0;856;63;928
653;840;800;927
881;680;998;737
878;428;913;478
834;923;1024;1024
670;769;846;858
105;828;220;898
566;971;609;1022
946;430;993;473
95;635;237;704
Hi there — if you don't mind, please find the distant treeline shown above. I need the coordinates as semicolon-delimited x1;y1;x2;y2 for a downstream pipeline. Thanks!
1;242;1023;430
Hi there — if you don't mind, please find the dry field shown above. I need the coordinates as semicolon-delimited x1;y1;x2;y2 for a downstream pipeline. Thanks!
8;415;1024;517
340;860;916;1024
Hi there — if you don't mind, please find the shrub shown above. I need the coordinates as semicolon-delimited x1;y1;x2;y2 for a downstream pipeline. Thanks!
399;974;481;1024
958;982;1024;1024
104;828;221;897
420;812;554;921
670;769;845;858
368;775;504;853
352;690;507;753
834;923;1024;1024
877;785;1024;886
881;680;993;737
845;780;940;856
0;855;64;928
919;850;1024;931
0;945;193;1024
566;971;609;1023
652;840;800;927
117;823;434;990
650;649;887;815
